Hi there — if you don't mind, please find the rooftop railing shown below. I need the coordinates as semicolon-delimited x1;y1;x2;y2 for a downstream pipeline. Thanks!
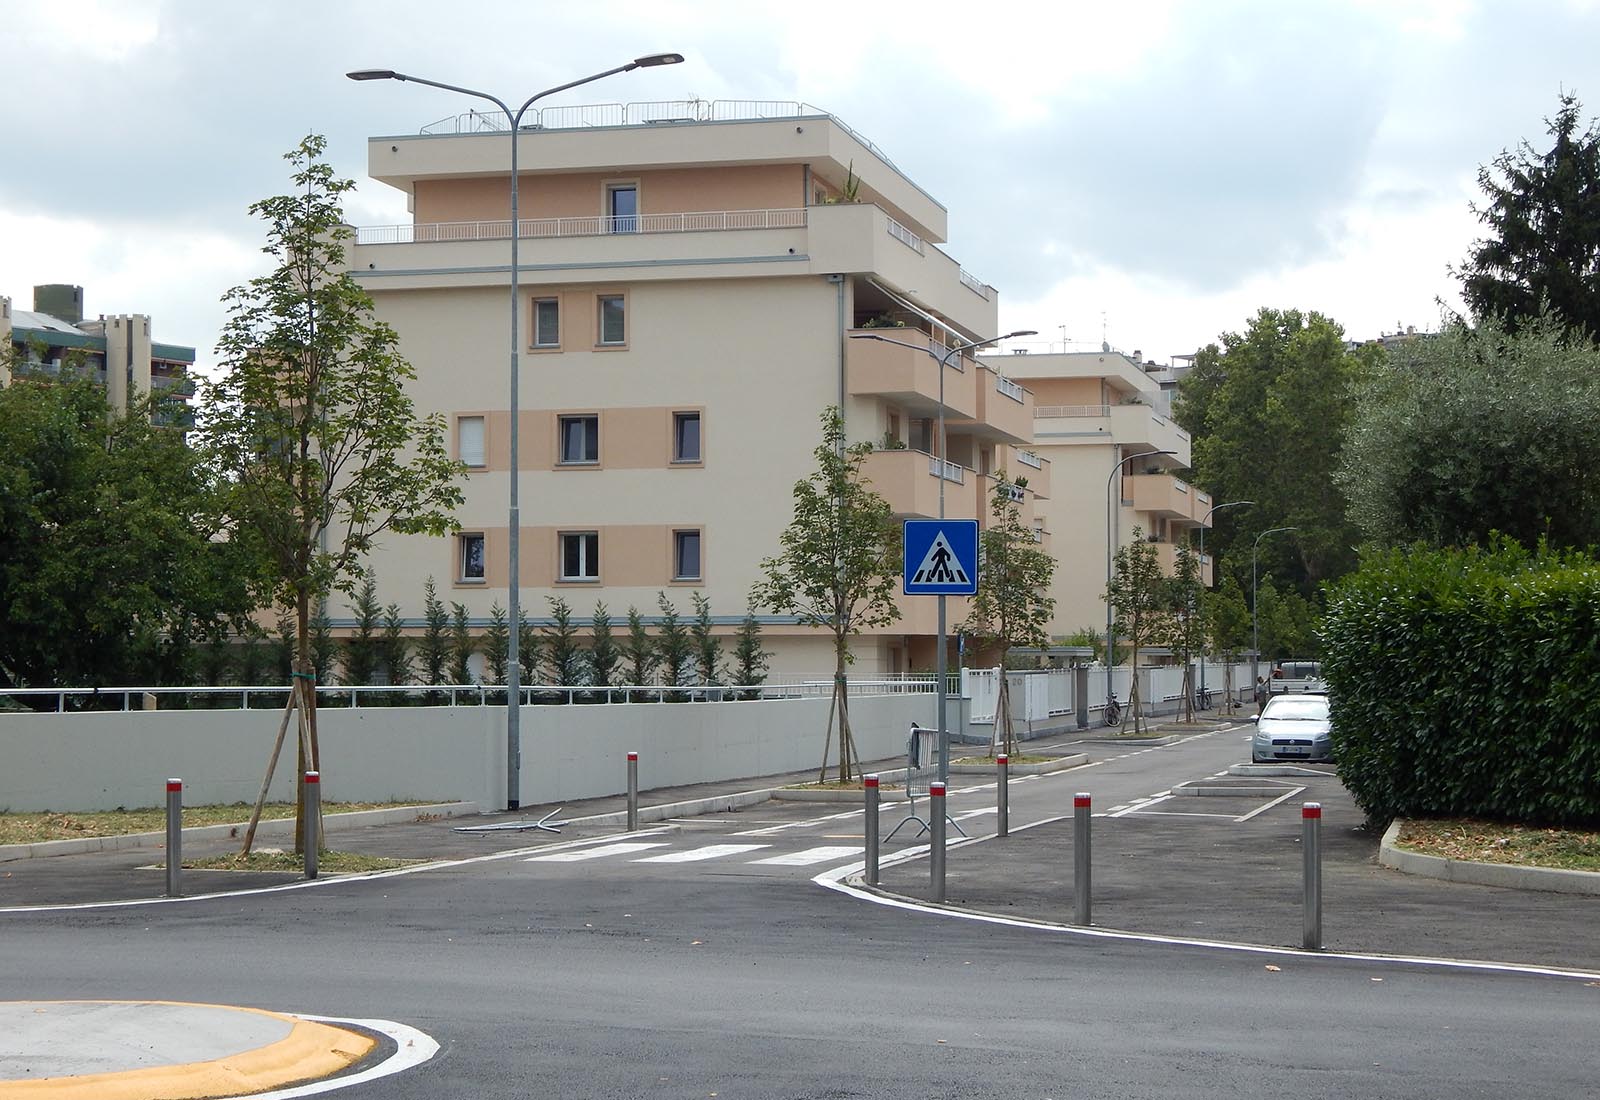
356;207;808;246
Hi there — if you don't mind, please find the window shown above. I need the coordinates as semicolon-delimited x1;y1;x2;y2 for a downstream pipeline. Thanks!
607;185;638;233
459;533;486;581
672;412;701;463
533;298;560;348
674;529;702;580
597;295;626;346
458;416;485;467
558;415;599;464
560;532;600;581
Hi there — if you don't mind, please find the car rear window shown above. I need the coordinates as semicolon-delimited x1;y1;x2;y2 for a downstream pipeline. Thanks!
1262;697;1329;720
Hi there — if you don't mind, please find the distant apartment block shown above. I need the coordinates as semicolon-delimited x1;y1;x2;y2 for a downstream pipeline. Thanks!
0;285;196;417
982;349;1207;636
345;99;1040;677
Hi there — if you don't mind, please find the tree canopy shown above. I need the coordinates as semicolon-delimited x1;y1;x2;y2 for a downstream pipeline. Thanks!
1338;314;1600;551
1456;93;1600;342
1174;307;1372;595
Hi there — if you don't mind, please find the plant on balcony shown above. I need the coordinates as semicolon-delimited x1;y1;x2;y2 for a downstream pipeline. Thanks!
879;431;907;450
859;313;905;329
757;406;901;782
961;472;1056;756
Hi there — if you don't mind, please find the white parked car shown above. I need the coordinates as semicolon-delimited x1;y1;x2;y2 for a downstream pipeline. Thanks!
1251;693;1333;763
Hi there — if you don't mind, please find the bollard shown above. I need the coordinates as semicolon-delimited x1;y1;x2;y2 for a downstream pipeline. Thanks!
1303;802;1322;950
626;751;639;832
996;754;1009;838
864;774;880;886
165;779;182;898
303;771;320;880
929;782;947;903
1073;792;1092;926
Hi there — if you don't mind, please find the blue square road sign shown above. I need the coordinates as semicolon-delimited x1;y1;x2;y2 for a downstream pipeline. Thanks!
903;519;979;596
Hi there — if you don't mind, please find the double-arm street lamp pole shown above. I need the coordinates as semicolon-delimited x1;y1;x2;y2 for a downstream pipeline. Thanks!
1104;449;1176;718
1251;525;1298;698
1196;499;1253;703
349;53;684;810
850;328;1035;781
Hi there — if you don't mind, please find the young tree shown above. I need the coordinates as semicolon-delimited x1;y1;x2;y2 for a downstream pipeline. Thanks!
620;605;661;702
756;407;901;782
1338;315;1600;551
543;596;584;698
960;474;1056;755
1164;544;1206;723
1456;93;1600;342
731;606;770;701
655;592;694;700
310;605;336;686
199;135;463;837
449;602;475;687
517;607;542;688
273;611;295;683
234;624;272;691
482;600;510;693
1204;575;1252;714
690;592;723;689
588;602;621;696
1104;528;1169;734
341;571;382;686
417;577;449;691
378;602;412;691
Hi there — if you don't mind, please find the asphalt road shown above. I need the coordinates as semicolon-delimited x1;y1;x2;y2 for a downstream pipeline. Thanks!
4;727;1597;1099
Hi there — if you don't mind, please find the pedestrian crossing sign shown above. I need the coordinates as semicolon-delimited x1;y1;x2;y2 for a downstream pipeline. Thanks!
903;519;979;595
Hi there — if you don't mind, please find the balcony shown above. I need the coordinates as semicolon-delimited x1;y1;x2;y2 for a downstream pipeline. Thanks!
1152;541;1214;586
1032;401;1191;461
974;471;1038;526
846;329;979;420
1127;473;1200;522
952;366;1033;444
1004;445;1050;500
860;449;978;520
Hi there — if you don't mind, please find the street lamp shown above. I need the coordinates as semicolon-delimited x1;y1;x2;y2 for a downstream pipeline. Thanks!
1251;525;1298;702
350;53;684;811
850;327;1036;781
1104;449;1176;721
1196;499;1253;704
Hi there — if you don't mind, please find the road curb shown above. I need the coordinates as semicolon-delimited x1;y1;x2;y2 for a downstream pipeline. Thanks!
1379;820;1600;896
949;753;1088;776
0;802;478;863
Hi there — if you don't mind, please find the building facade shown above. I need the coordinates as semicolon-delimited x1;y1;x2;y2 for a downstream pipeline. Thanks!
345;100;1040;680
981;350;1210;638
0;285;195;418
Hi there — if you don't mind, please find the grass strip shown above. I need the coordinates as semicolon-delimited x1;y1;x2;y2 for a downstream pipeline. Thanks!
1396;819;1600;873
0;801;434;845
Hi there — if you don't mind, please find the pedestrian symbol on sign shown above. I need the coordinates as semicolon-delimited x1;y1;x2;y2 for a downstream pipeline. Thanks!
911;531;970;587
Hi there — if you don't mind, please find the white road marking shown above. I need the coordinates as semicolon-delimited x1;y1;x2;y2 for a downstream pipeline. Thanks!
953;807;999;821
252;1016;439;1098
733;809;863;836
1235;785;1308;823
1129;809;1240;819
748;846;861;866
633;843;769;863
524;842;666;862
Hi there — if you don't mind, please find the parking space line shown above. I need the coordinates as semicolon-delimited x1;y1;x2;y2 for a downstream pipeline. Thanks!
1234;785;1308;823
1128;809;1239;819
733;809;862;836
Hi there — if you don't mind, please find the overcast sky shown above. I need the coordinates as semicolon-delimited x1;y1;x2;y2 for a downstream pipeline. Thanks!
4;0;1597;370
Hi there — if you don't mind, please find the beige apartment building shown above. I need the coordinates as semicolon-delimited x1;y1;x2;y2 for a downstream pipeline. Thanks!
345;100;1044;679
981;349;1210;638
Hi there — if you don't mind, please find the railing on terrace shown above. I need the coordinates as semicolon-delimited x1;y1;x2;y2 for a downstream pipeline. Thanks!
996;376;1026;403
414;99;907;176
929;455;966;484
1016;450;1043;469
885;215;925;254
355;207;807;246
0;676;937;713
958;269;990;299
1035;404;1110;418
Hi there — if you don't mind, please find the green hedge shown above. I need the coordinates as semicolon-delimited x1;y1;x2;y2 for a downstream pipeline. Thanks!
1321;541;1600;826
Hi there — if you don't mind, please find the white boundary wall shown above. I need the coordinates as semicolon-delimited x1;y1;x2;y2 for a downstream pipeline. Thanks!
0;695;934;813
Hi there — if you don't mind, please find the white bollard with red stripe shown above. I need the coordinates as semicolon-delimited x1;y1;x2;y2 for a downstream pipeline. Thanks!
863;774;880;886
626;752;639;832
1303;802;1322;950
996;754;1009;837
303;771;320;880
165;779;182;897
930;781;947;903
1074;792;1092;926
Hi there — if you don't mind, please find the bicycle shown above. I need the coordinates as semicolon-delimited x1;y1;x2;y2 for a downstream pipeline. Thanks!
1195;686;1213;711
1103;692;1122;726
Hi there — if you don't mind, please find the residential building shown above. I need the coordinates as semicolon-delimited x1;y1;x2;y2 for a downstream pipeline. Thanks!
981;349;1209;638
0;285;196;418
345;99;1038;679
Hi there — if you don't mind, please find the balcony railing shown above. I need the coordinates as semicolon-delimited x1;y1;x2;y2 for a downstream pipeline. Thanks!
996;375;1026;403
1016;449;1043;470
930;456;965;484
355;207;807;245
886;215;925;254
1035;404;1110;418
958;269;991;299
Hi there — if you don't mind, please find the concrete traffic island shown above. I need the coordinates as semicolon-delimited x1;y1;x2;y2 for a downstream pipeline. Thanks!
0;1001;376;1099
1379;821;1600;896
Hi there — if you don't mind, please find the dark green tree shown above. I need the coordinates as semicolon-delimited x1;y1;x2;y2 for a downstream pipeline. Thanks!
690;592;723;689
1338;315;1600;550
1455;93;1600;341
378;602;411;691
1204;575;1252;713
655;592;694;700
517;607;541;687
341;571;382;686
449;602;475;686
417;578;449;689
1164;544;1207;723
589;602;621;695
1174;308;1370;595
310;605;337;686
482;601;510;694
621;605;660;701
756;407;901;781
731;606;770;701
543;596;584;696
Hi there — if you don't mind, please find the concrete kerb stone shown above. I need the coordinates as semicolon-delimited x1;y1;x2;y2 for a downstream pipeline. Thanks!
1379;820;1600;896
948;753;1089;776
1075;735;1183;747
0;802;478;864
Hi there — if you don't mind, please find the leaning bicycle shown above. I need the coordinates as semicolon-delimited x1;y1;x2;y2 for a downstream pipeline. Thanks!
1103;692;1122;726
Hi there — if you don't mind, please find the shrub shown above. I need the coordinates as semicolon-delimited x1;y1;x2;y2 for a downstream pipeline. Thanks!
1322;540;1600;826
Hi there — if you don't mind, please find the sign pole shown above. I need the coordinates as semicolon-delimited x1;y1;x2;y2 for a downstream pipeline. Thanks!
904;518;979;791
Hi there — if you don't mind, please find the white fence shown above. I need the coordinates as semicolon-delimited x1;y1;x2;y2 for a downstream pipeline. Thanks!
0;693;934;814
963;661;1258;731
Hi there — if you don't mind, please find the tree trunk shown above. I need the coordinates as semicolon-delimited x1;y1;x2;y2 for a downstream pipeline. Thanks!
1181;660;1194;723
835;635;853;783
817;683;838;785
293;587;321;857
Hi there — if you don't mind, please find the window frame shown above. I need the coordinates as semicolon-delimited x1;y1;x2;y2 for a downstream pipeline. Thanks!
671;410;702;465
605;180;639;234
457;414;486;468
558;530;601;583
557;414;600;466
672;528;703;582
596;293;627;347
458;532;487;583
532;296;561;349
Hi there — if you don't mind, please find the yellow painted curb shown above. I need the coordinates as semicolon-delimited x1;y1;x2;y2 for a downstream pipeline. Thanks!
0;1001;376;1100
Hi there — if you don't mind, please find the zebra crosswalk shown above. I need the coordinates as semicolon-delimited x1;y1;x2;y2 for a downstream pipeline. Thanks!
522;840;864;869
